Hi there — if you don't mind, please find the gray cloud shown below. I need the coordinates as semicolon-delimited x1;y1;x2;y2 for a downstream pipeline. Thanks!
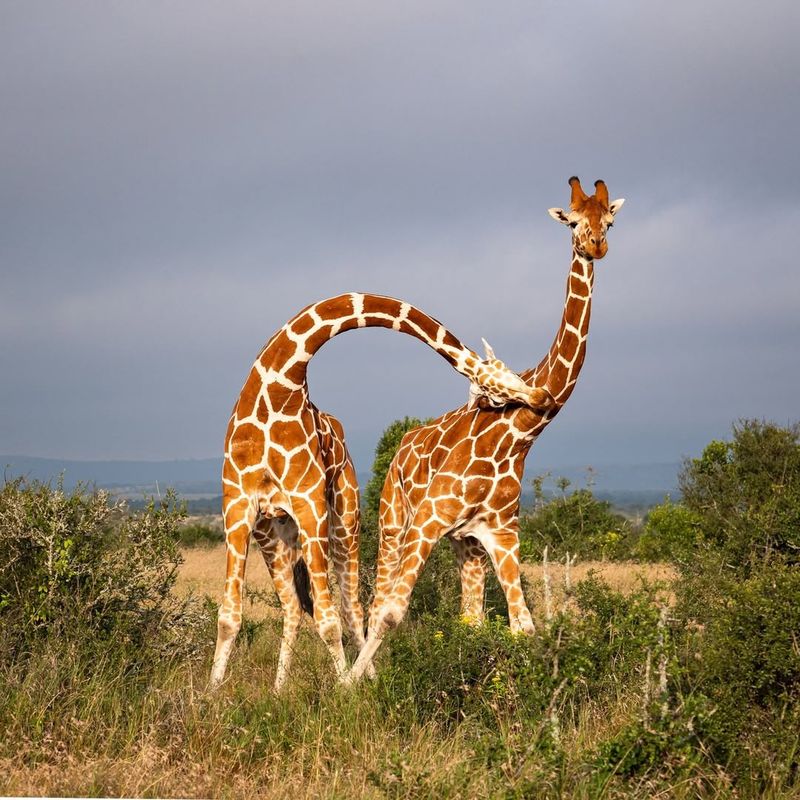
1;1;798;469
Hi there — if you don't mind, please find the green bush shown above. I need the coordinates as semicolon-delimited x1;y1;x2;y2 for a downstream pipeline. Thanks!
660;421;800;791
176;520;223;548
680;564;800;716
0;478;211;664
378;575;664;732
519;476;633;561
634;499;703;562
594;693;715;784
679;419;800;575
607;564;800;792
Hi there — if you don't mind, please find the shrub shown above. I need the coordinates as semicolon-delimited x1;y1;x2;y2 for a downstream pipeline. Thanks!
679;419;800;575
0;478;211;664
519;476;633;561
681;564;800;714
634;499;703;562
378;575;665;732
176;520;223;548
662;421;800;790
594;693;716;784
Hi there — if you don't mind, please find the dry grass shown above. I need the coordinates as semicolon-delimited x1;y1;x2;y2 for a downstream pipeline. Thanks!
176;543;278;620
522;559;677;617
0;722;482;799
1;551;744;800
179;543;674;606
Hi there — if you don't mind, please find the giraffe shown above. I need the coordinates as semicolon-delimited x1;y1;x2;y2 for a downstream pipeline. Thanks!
344;178;624;683
209;292;554;690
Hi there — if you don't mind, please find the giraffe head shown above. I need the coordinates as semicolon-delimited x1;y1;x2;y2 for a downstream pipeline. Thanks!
468;339;555;412
548;177;624;261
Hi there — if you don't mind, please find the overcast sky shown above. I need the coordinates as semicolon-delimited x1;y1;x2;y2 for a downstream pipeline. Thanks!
1;1;798;473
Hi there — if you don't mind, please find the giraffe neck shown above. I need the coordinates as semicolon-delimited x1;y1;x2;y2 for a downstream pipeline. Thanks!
252;293;484;396
532;248;595;408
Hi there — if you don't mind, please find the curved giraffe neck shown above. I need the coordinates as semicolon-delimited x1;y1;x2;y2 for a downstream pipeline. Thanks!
530;248;595;408
255;292;485;391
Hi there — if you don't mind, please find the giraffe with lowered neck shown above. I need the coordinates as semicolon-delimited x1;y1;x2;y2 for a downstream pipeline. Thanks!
209;292;554;690
344;178;624;683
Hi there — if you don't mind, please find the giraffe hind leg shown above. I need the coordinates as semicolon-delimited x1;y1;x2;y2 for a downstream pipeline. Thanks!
328;460;367;647
471;523;535;635
253;516;306;692
210;491;256;688
345;517;439;684
292;496;348;679
368;461;406;635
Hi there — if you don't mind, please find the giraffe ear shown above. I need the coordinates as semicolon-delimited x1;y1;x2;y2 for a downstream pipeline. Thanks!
548;207;571;225
609;198;625;216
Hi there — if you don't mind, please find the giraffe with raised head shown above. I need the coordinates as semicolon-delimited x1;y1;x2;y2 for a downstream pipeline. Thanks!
345;178;624;683
209;292;553;690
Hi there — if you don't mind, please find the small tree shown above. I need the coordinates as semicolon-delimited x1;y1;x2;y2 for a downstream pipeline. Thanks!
519;475;632;561
679;419;800;575
635;499;703;563
0;478;209;664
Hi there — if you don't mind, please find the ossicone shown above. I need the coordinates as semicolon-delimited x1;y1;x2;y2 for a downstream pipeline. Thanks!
569;176;588;209
594;179;609;209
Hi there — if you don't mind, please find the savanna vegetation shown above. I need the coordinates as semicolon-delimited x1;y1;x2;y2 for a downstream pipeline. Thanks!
0;419;798;798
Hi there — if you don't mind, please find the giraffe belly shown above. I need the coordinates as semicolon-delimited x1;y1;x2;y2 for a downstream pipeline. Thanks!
446;512;493;541
256;485;292;519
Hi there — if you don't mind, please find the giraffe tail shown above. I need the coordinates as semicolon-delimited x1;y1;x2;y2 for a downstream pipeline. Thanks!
293;558;314;617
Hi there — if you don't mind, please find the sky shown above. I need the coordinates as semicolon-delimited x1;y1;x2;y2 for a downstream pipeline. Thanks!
1;1;798;473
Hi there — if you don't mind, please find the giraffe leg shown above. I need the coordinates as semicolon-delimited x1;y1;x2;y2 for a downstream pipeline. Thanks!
345;519;439;684
471;525;535;635
369;523;403;634
328;460;368;652
449;535;488;625
252;517;304;692
293;497;347;678
210;493;256;688
368;462;406;635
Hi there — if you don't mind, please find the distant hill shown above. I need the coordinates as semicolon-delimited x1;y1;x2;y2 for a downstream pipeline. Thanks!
1;455;222;496
2;454;681;511
521;462;681;494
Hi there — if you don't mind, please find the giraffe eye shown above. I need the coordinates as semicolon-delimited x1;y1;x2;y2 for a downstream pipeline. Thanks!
607;221;614;229
569;222;578;229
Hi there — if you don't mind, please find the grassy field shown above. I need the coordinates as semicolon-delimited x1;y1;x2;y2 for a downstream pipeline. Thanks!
1;551;685;799
6;422;798;797
177;543;676;618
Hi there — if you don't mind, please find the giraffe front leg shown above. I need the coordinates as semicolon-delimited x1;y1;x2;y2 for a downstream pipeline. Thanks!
472;524;535;635
253;517;303;692
450;535;488;626
210;494;255;688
